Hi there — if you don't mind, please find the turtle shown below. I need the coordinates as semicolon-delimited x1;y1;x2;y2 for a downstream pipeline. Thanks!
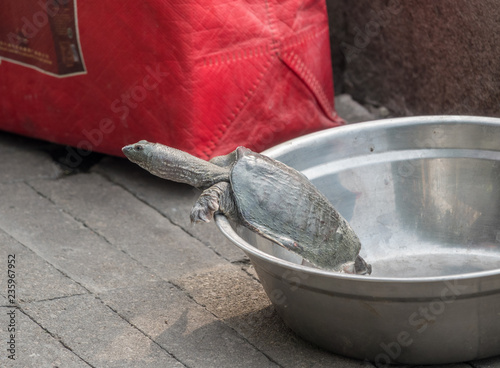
122;140;371;274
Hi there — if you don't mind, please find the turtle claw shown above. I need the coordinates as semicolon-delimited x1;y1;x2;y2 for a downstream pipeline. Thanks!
190;198;218;223
190;186;222;223
354;255;372;275
190;207;210;223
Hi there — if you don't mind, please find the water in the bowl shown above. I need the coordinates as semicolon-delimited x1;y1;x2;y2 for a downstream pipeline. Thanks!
368;251;500;277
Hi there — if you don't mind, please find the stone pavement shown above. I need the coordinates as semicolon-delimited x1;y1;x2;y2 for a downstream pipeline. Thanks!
0;99;499;367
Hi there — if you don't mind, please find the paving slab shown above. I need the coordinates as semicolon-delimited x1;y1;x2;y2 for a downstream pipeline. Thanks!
0;147;62;183
99;281;279;368
0;182;159;293
0;306;92;368
175;264;369;368
24;294;185;368
93;157;247;262
175;264;271;319
30;172;226;281
0;229;87;303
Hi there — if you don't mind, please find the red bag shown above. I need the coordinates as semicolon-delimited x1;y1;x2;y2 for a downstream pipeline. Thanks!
0;0;342;161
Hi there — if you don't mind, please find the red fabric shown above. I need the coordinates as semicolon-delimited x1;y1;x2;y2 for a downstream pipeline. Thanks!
0;0;343;159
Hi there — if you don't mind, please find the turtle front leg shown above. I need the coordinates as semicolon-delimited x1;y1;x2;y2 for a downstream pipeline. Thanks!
190;181;237;223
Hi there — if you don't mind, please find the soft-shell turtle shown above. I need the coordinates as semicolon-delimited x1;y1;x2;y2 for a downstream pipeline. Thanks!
122;141;371;274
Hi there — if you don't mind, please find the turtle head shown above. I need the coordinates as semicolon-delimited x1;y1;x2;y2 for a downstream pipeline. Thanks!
122;140;230;188
122;140;155;170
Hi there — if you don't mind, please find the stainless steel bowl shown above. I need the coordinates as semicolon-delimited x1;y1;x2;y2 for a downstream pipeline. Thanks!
215;116;500;365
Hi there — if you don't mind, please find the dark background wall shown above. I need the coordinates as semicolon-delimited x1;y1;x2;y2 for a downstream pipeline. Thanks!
327;0;500;117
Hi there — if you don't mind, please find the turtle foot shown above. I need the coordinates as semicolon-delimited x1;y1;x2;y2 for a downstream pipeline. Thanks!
190;182;231;223
190;195;219;223
354;255;372;275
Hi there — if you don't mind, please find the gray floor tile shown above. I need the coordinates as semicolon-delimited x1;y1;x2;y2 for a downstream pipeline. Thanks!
0;149;61;183
24;294;185;368
0;182;158;293
100;281;279;368
0;306;91;368
0;229;87;303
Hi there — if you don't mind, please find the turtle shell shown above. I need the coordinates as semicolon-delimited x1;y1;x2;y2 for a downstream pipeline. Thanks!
229;147;361;271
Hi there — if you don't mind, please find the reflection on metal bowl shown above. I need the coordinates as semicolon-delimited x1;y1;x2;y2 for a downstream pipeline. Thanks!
215;116;500;365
